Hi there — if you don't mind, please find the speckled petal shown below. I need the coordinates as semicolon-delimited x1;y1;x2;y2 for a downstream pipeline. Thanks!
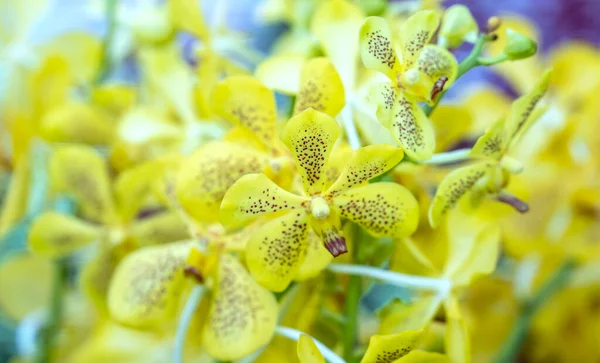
296;229;333;280
297;334;325;363
326;145;404;197
428;162;494;228
368;81;397;129
416;45;458;85
281;108;341;196
49;145;117;224
203;254;278;361
469;118;506;160
129;212;190;247
360;16;401;80
115;155;181;221
213;221;262;252
176;142;270;223
323;143;354;190
220;173;307;229
334;183;419;238
211;76;278;150
107;242;191;329
29;212;102;258
246;210;309;292
360;330;423;363
399;11;440;69
40;102;115;145
389;92;435;162
505;69;552;149
294;57;345;117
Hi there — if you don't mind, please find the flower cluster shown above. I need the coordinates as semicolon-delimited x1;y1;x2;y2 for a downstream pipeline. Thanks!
0;1;598;363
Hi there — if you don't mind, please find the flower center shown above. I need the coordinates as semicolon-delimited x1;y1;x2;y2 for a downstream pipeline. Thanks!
402;68;420;86
310;196;330;220
269;158;284;173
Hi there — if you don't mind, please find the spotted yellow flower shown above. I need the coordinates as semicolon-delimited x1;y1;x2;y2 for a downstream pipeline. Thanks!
221;108;419;291
428;69;552;228
382;209;501;363
360;11;458;161
107;240;278;361
176;58;345;223
27;145;189;312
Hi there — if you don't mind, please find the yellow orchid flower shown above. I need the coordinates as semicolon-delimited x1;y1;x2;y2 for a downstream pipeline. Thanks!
68;320;207;363
26;145;189;312
107;237;278;361
360;12;458;160
221;108;419;292
375;209;501;363
429;69;552;227
177;60;345;223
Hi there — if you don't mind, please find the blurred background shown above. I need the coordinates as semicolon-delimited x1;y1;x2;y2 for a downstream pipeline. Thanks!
0;0;599;363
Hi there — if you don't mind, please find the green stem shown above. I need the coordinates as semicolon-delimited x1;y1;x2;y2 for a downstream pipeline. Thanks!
36;261;68;363
478;54;509;66
493;260;577;363
342;225;363;363
423;34;493;116
95;0;117;84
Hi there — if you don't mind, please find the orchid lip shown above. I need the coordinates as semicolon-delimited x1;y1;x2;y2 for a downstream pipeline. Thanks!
324;235;348;257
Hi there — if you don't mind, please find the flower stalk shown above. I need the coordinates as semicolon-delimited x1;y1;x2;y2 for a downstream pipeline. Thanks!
328;264;451;294
422;148;472;165
173;285;206;363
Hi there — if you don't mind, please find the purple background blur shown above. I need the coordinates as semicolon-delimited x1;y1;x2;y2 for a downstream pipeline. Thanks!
448;0;600;52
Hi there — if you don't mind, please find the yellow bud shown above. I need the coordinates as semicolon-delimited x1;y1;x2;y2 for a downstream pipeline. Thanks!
486;16;502;33
503;28;537;60
439;5;478;48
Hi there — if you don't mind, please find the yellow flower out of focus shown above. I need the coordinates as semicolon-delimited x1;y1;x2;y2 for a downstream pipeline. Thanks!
359;11;458;161
0;1;599;363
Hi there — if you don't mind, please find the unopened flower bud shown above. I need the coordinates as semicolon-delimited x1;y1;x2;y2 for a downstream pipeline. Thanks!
503;28;537;60
439;5;478;48
485;16;502;33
